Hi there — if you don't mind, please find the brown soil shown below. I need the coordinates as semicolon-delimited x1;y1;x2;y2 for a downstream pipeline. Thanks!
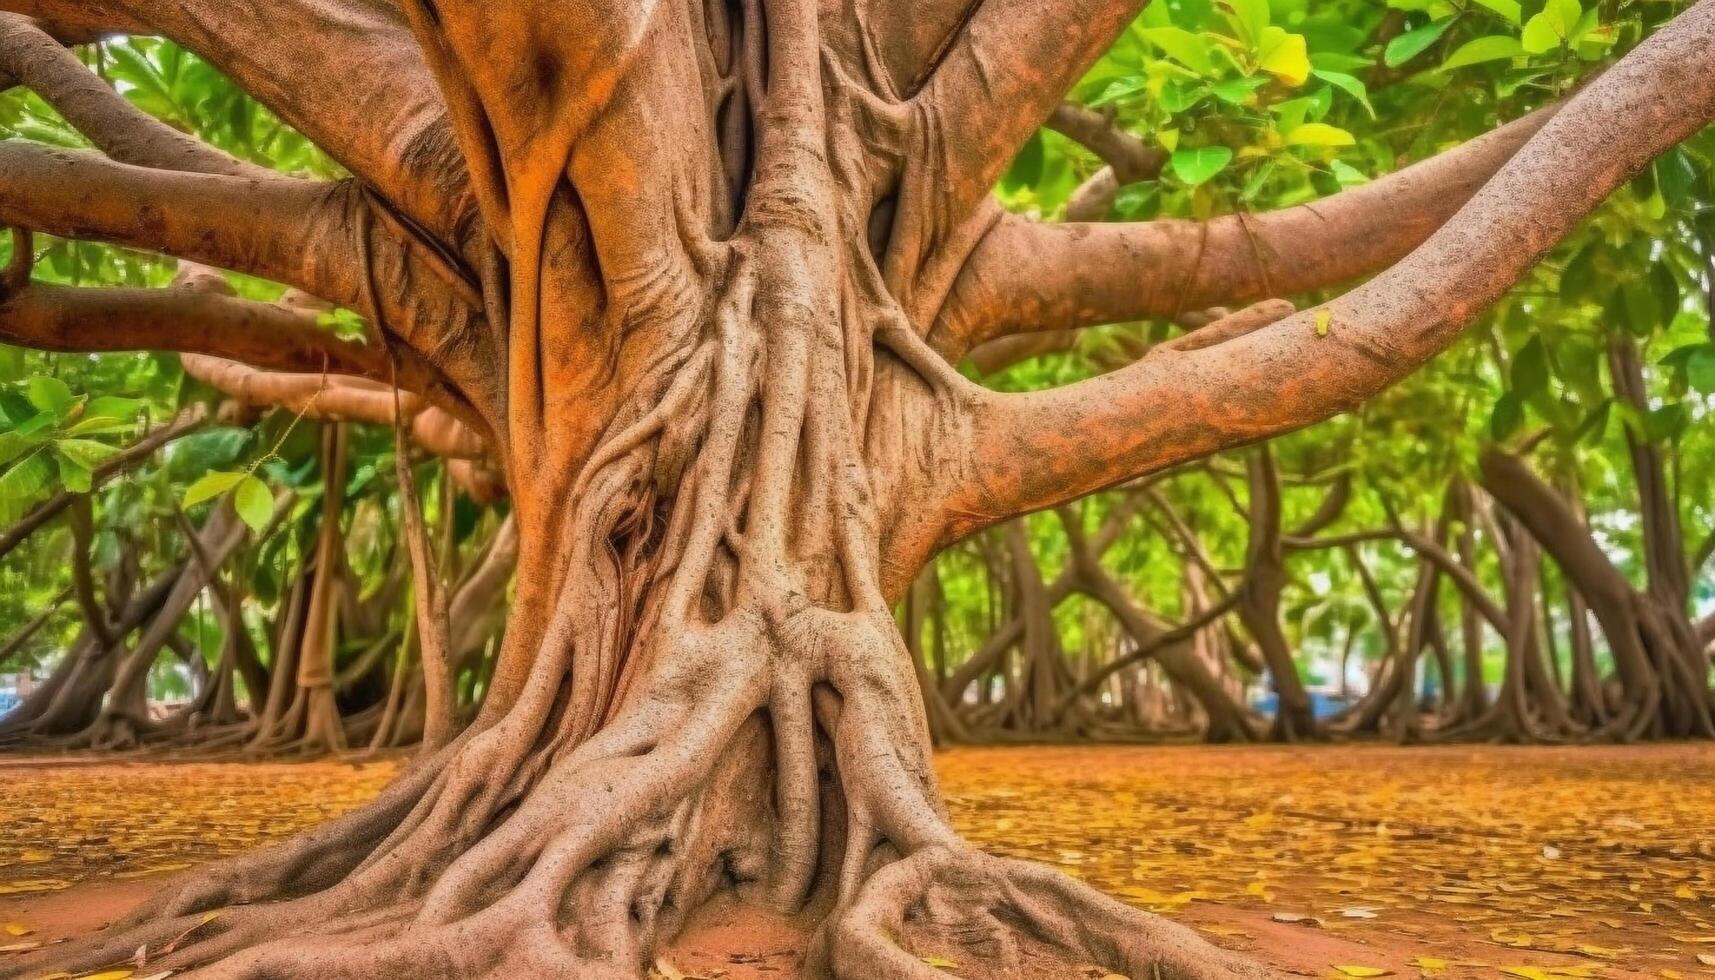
3;744;1714;979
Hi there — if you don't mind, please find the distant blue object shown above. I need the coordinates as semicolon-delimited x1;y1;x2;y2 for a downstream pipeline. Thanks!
1249;691;1355;720
0;692;17;715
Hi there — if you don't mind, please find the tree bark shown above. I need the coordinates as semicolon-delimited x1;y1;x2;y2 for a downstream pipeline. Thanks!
12;2;1715;978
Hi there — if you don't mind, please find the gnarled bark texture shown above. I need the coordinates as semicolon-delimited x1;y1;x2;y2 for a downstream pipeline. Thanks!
5;0;1715;977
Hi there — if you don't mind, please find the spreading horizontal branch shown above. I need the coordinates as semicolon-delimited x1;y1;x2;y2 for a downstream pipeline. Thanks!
0;142;362;302
936;106;1556;354
937;1;1715;533
0;14;264;177
0;0;477;257
0;282;391;380
180;355;486;462
0;2;145;41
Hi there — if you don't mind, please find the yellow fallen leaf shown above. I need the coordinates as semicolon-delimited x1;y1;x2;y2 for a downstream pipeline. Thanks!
1334;968;1390;978
79;971;135;980
0;879;69;895
1;923;28;936
1660;973;1684;980
1501;968;1555;980
1577;945;1626;959
922;956;958;970
16;850;51;864
113;864;195;881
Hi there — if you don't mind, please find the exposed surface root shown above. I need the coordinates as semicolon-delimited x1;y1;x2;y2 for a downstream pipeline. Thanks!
816;844;1272;980
11;610;1272;980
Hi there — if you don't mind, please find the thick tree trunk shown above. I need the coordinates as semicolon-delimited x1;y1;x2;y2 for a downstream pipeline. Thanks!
20;3;1264;973
19;0;1714;974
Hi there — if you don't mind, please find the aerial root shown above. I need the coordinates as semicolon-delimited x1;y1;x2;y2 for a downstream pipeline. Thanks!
815;844;1278;980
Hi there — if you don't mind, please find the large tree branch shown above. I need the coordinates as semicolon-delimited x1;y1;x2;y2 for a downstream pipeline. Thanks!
0;3;143;41
936;106;1556;354
1047;102;1167;222
0;142;362;303
0;0;476;255
912;0;1141;227
1046;103;1164;184
180;355;486;462
939;2;1715;532
0;283;390;380
0;142;496;447
0;14;264;177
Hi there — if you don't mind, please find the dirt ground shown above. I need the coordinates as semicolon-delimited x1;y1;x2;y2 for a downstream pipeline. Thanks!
2;744;1714;979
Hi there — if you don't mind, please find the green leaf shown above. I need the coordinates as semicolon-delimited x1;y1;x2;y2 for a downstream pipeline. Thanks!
165;427;253;479
1256;27;1311;86
55;455;90;494
1687;345;1715;395
1384;19;1453;68
62;416;137;437
233;475;273;533
1522;0;1581;53
183;470;248;508
1643;403;1685;443
0;450;51;521
1221;0;1271;45
82;395;143;422
1169;146;1233;186
24;375;73;418
1512;337;1550;400
1490;392;1523;441
1141;27;1217;75
53;438;117;470
1573;400;1611;445
11;411;55;437
1211;76;1270;105
1655;148;1699;212
1002;131;1044;192
0;430;46;469
1618;278;1661;336
1440;35;1522;71
1285;123;1356;147
1331;160;1370;187
1650;260;1680;322
1311;69;1375;118
0;391;34;427
1470;0;1523;25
